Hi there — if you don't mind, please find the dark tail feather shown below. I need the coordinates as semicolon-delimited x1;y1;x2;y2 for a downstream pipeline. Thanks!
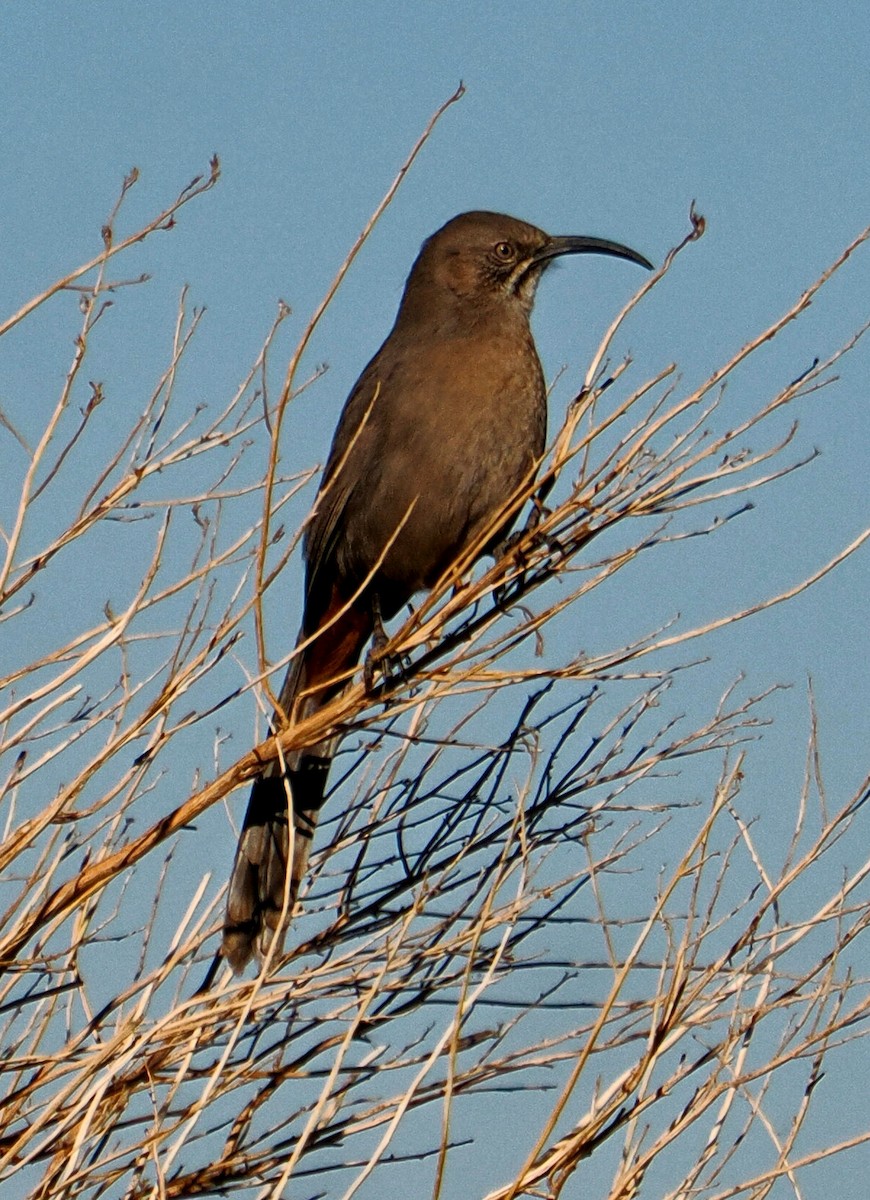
222;752;332;973
222;648;336;973
222;595;372;973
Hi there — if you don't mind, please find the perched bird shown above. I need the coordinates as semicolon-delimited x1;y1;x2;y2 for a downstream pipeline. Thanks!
223;210;652;971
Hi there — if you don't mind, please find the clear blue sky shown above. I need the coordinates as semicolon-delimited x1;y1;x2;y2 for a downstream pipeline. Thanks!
1;3;868;1196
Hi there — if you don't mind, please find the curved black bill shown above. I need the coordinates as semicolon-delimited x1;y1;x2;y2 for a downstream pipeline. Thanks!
535;235;653;272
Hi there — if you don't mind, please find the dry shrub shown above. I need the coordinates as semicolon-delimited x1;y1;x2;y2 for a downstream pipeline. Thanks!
1;93;868;1199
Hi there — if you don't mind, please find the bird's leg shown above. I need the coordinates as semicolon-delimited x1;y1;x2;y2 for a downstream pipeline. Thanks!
526;480;570;556
491;527;530;608
492;494;563;606
492;492;554;560
363;593;388;692
364;594;415;694
531;492;567;559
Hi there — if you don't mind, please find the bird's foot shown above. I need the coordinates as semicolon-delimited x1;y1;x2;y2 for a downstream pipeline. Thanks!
363;599;412;694
491;509;565;608
364;643;413;694
492;531;529;608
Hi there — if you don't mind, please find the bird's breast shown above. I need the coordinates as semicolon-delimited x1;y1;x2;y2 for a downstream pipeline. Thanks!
333;326;547;607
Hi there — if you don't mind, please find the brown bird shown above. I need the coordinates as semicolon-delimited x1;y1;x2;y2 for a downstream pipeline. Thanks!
223;210;652;971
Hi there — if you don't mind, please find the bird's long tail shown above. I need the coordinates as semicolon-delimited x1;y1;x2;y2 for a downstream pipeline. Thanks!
222;596;372;972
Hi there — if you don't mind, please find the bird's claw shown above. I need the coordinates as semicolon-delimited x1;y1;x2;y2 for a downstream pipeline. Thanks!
364;645;412;694
492;512;565;608
363;596;411;694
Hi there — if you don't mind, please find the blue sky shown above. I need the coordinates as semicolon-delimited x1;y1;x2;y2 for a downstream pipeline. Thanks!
1;3;868;1196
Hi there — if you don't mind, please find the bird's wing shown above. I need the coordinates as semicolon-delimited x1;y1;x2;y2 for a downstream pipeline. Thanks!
303;356;388;604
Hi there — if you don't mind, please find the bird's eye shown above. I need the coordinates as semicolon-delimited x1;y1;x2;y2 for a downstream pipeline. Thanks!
493;241;515;261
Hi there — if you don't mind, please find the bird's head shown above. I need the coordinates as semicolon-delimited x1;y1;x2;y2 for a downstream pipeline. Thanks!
402;210;652;320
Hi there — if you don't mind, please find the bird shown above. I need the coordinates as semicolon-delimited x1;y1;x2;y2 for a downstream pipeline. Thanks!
222;210;652;971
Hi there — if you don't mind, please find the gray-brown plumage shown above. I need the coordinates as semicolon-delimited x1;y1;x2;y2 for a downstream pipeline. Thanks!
223;210;652;971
